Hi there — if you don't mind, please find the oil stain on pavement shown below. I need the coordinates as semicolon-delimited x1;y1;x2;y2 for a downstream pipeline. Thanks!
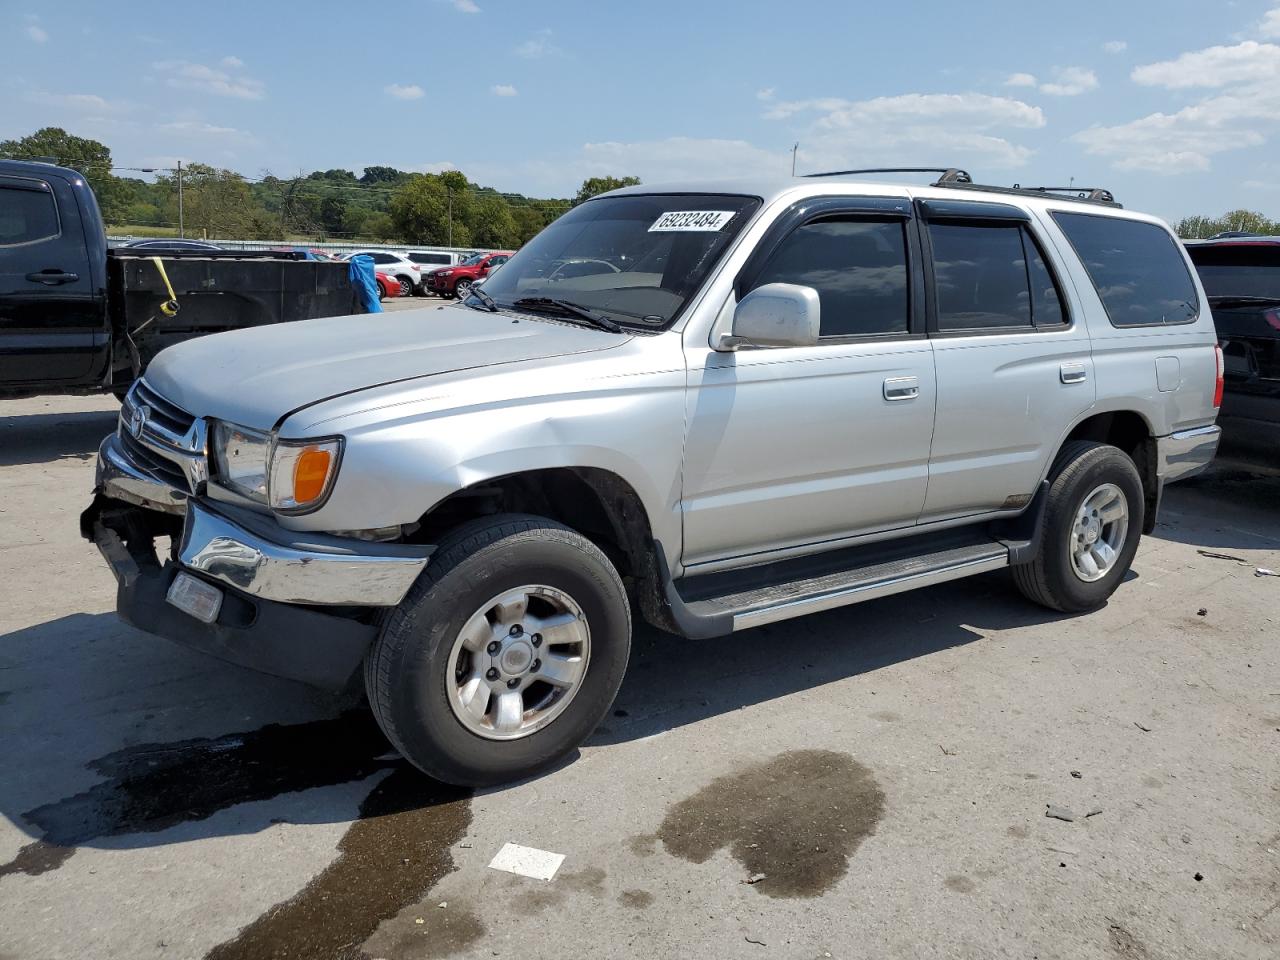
0;711;395;879
656;749;885;899
205;766;474;960
0;711;478;958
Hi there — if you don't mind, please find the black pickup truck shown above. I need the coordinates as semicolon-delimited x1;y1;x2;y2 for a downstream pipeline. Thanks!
0;159;364;401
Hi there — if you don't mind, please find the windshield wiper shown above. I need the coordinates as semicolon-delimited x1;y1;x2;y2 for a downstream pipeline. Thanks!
511;297;623;332
1207;295;1280;307
460;284;499;312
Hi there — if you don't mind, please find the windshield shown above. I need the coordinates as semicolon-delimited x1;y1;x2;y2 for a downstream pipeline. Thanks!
1188;246;1280;300
460;252;487;266
478;193;760;326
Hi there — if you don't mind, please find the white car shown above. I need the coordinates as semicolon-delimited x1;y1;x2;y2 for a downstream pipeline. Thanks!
344;250;422;296
407;250;461;272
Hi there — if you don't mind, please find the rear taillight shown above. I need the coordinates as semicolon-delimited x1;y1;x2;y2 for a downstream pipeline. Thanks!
1213;343;1225;407
1264;308;1280;332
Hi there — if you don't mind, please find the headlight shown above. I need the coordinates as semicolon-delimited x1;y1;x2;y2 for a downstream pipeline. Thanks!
438;269;453;277
212;422;343;513
268;437;343;513
211;421;271;501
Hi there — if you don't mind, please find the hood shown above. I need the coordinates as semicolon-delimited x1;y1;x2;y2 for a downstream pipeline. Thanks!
144;304;627;430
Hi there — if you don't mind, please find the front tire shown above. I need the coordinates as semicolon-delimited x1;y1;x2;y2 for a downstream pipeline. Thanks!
454;278;473;299
396;275;414;297
1012;441;1144;613
365;514;631;786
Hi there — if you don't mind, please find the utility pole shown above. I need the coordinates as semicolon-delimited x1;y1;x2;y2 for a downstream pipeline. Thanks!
177;160;185;238
447;188;453;247
791;142;799;177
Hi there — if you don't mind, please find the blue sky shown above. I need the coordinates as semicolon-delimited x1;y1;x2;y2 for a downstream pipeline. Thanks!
6;0;1280;222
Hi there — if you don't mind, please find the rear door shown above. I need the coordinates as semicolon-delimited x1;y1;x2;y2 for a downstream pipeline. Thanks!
918;198;1095;520
0;173;103;385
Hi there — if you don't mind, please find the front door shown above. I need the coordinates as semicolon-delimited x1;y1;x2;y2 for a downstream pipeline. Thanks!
681;199;937;568
0;174;101;386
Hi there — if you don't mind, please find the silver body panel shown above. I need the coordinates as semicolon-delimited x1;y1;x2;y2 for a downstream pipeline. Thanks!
97;174;1223;613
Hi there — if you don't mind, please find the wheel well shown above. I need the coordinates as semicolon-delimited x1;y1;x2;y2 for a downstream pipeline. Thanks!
413;468;678;633
1061;411;1159;531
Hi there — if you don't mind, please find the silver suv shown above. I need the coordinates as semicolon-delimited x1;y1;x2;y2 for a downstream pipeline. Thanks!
83;168;1223;785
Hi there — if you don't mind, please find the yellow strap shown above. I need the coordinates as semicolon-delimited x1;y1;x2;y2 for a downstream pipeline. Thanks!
150;256;180;317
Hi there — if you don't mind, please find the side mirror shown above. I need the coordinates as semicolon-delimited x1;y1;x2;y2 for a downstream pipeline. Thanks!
719;282;821;350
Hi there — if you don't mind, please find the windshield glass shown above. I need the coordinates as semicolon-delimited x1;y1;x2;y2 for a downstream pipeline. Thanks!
479;193;760;326
460;252;487;266
1188;246;1280;300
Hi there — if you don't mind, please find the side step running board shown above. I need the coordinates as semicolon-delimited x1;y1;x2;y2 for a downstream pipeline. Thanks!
660;536;1010;638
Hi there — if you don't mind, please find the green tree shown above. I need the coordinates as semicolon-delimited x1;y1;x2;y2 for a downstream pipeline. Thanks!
1175;209;1279;239
360;165;408;185
0;126;126;219
157;163;268;239
467;194;518;247
572;175;640;206
389;173;473;246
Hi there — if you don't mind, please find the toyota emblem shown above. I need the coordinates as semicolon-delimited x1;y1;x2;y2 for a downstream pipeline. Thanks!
128;405;149;439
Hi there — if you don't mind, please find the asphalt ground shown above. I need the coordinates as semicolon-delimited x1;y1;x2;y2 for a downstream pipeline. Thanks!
1;393;1278;960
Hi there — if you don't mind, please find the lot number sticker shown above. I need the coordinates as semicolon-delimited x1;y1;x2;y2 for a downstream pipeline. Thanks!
649;210;736;232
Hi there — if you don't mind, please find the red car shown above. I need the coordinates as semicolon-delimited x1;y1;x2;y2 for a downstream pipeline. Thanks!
426;250;514;298
375;271;401;301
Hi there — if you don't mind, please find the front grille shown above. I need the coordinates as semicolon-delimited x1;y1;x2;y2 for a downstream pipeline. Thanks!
119;428;191;491
132;380;196;437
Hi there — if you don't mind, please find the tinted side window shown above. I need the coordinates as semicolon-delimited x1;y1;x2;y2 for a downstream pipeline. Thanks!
929;223;1031;330
372;253;396;264
751;218;909;337
0;182;60;246
1053;213;1198;326
1025;232;1065;326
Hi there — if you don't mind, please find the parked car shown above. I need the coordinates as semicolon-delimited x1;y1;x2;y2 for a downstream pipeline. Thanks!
375;271;399;301
0;160;365;401
407;250;461;272
83;170;1221;786
424;250;513;298
1185;237;1280;456
344;250;420;295
121;238;222;251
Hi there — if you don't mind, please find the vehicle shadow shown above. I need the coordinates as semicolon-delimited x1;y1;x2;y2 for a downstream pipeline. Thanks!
1149;458;1280;552
0;409;117;467
0;572;1068;862
593;569;1070;745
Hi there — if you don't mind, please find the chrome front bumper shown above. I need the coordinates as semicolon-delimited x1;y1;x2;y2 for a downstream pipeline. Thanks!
1156;424;1221;483
94;434;432;607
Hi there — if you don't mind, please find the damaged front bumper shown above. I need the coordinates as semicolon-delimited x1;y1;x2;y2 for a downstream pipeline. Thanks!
83;434;434;689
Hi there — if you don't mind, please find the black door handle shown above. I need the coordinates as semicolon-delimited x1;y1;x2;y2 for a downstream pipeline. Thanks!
25;270;79;285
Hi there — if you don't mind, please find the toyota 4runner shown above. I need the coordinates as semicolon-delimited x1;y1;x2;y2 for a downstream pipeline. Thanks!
82;168;1223;786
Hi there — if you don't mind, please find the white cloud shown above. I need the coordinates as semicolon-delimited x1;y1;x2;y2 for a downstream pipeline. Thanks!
756;87;776;101
153;60;265;100
26;91;132;113
763;91;1043;170
1131;41;1280;88
159;120;248;138
1259;7;1280;37
516;29;559;59
490;84;518;97
454;0;480;11
1038;66;1099;96
1103;40;1128;54
220;55;244;69
1075;42;1280;173
385;83;425;100
25;24;48;43
1005;72;1038;88
581;137;788;182
404;161;458;174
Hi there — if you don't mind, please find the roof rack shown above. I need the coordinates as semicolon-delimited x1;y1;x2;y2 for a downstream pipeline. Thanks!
803;166;973;184
934;180;1120;207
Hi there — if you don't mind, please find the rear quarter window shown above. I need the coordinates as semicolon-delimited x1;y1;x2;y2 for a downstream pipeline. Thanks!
1052;212;1199;327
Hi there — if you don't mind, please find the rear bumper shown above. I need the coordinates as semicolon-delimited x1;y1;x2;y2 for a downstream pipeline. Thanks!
1156;424;1221;483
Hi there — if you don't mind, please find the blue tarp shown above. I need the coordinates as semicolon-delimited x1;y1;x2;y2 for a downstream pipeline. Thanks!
348;254;382;313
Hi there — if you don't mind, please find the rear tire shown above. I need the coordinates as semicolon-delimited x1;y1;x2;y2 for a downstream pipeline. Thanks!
396;275;413;297
365;514;631;786
1012;441;1144;613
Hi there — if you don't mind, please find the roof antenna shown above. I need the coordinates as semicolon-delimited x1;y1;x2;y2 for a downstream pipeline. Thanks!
791;142;799;177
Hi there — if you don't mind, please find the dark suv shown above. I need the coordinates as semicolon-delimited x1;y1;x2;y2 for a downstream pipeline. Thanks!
1185;238;1280;457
